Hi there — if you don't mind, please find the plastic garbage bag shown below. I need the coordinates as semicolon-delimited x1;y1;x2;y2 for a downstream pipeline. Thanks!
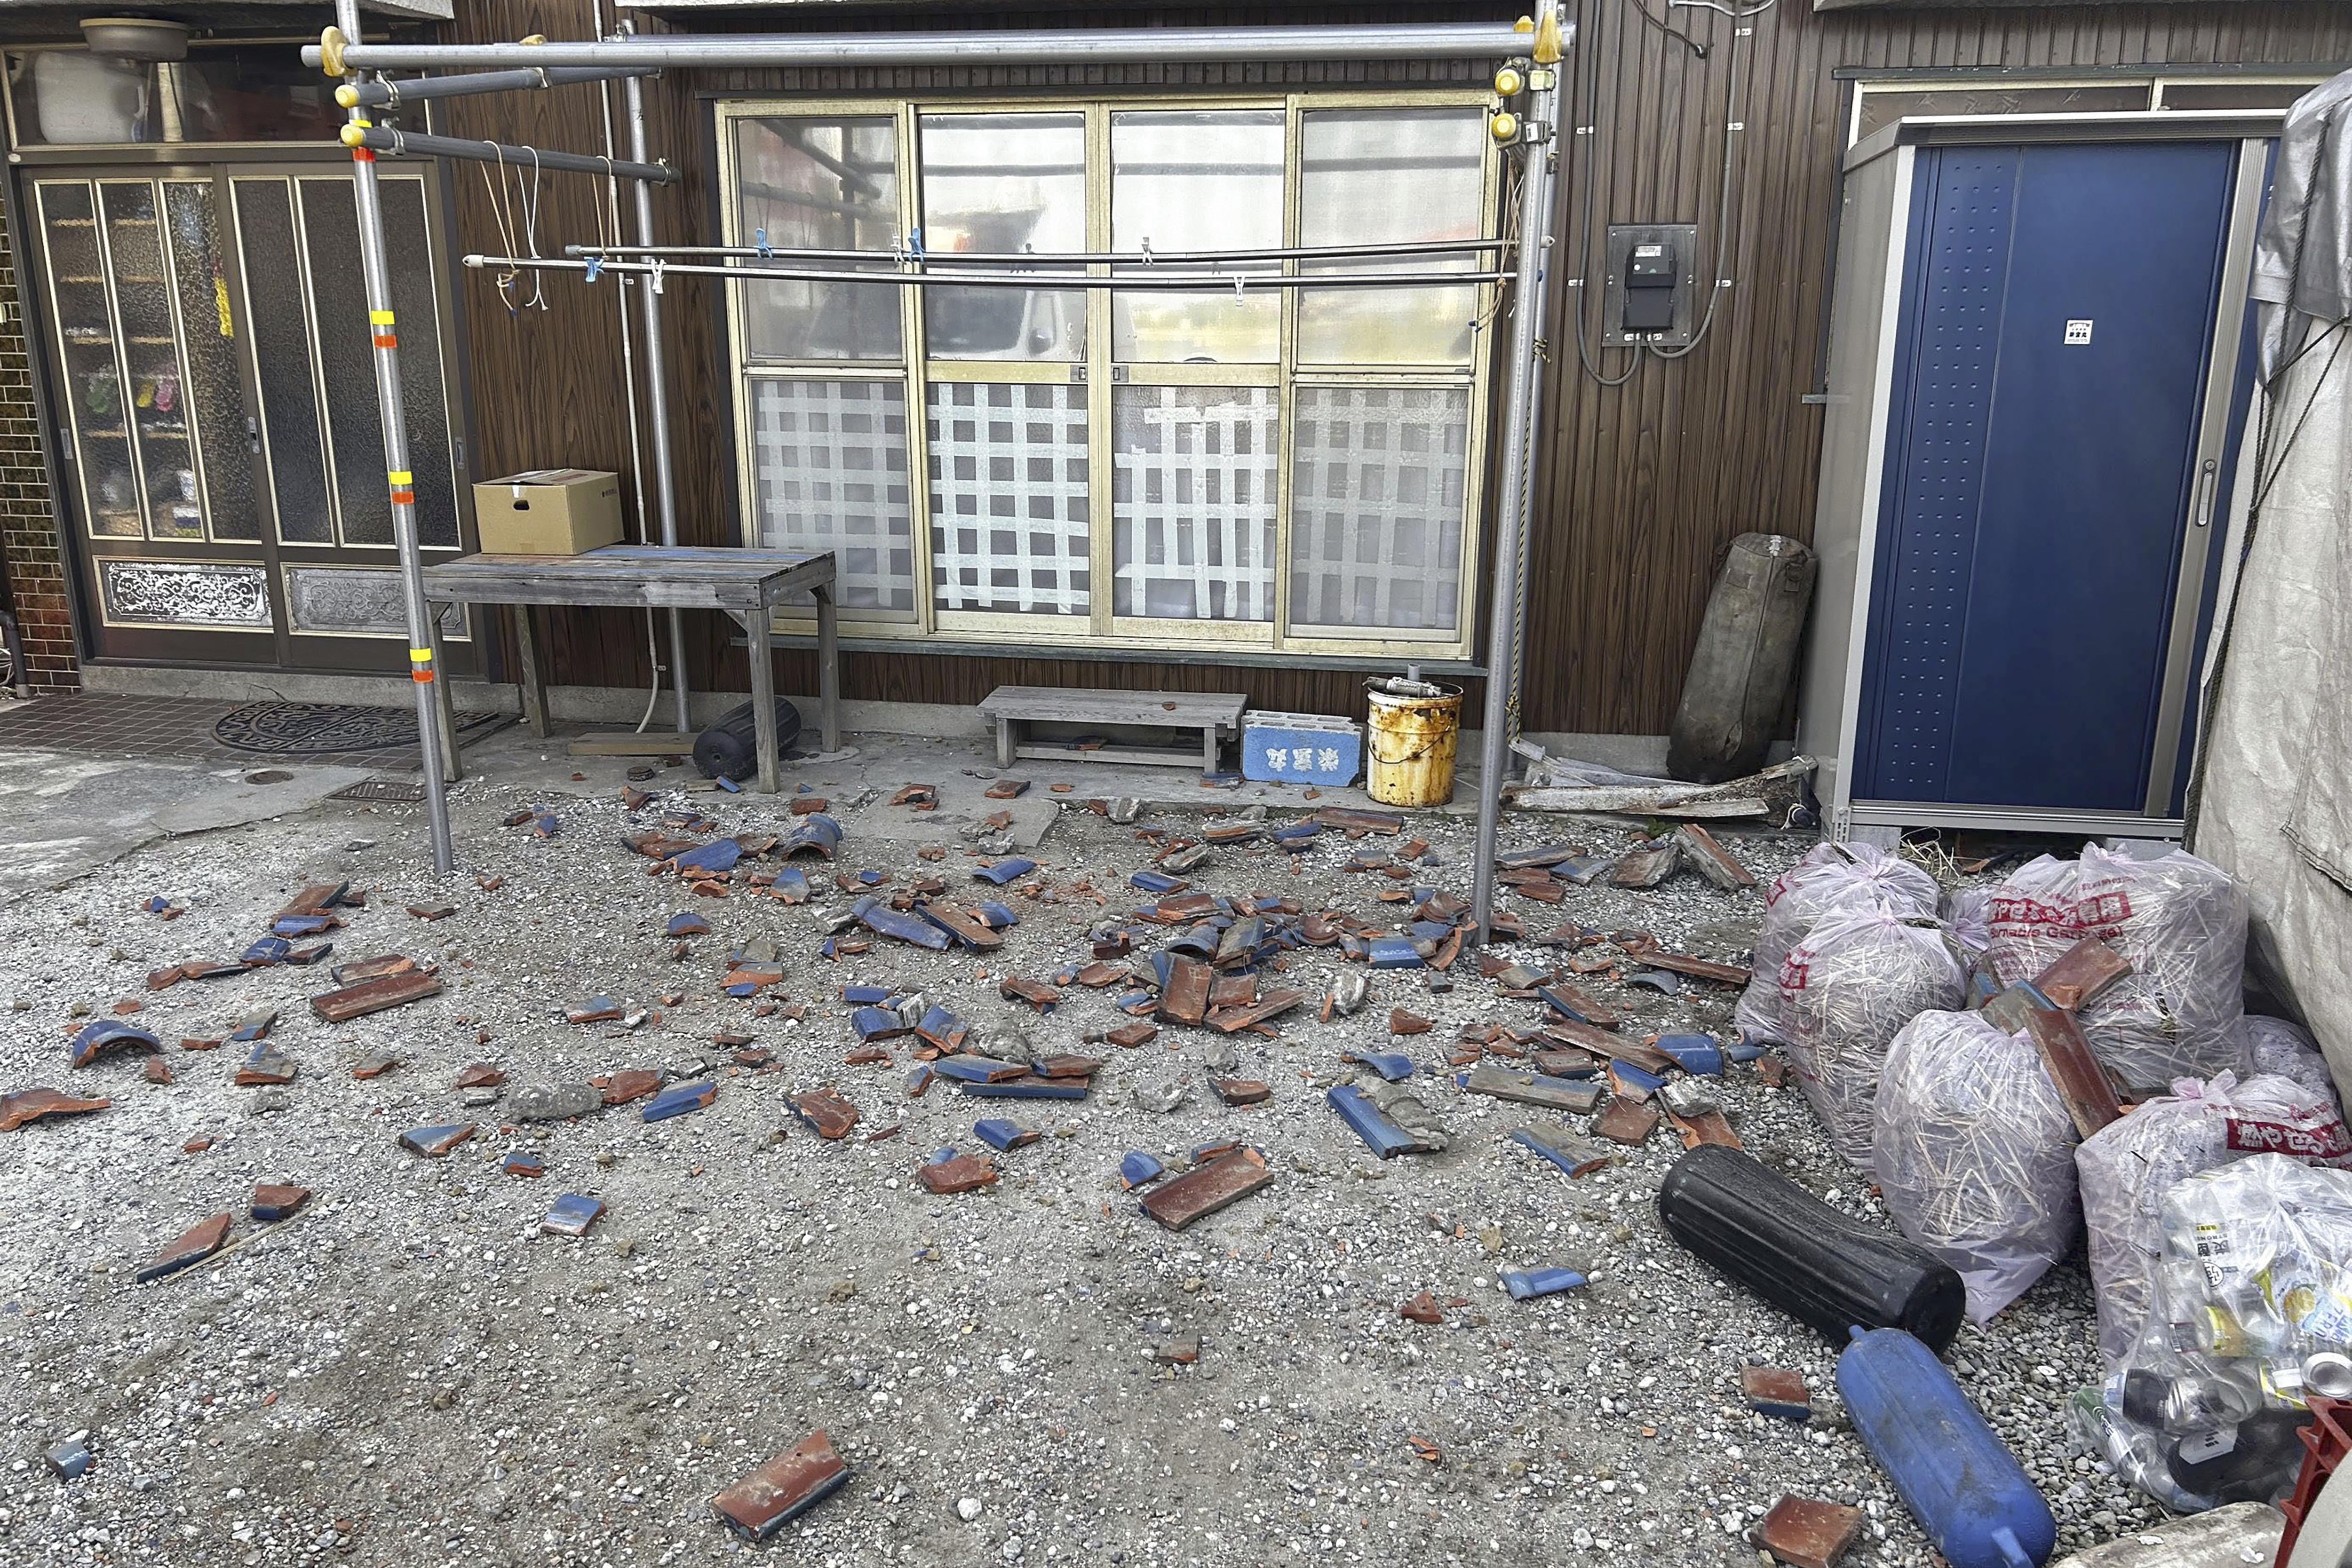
2076;1072;2352;1362
2084;1155;2352;1510
1984;846;2252;1093
1733;842;1940;1046
1780;907;1967;1170
1940;885;1996;968
2240;1016;2340;1109
1873;1009;2081;1322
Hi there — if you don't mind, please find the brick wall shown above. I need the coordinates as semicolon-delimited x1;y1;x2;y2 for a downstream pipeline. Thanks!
0;195;77;689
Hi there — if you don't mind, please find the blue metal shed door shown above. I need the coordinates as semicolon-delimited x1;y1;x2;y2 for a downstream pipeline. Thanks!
1856;140;2235;812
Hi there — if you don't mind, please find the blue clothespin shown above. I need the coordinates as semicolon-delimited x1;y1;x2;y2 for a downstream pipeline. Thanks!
906;226;925;262
754;225;772;261
582;255;604;282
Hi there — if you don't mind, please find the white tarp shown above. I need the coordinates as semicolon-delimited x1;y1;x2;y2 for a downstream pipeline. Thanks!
2195;72;2352;1085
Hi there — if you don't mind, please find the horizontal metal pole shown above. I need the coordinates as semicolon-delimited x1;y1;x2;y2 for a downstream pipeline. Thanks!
306;22;1532;72
463;253;1509;290
563;237;1509;267
343;125;677;183
340;65;656;109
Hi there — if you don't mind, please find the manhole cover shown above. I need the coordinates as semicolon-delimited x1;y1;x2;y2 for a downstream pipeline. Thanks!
329;777;428;804
243;769;295;785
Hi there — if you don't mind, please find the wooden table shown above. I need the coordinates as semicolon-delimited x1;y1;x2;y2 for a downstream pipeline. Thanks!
976;685;1246;771
421;544;839;793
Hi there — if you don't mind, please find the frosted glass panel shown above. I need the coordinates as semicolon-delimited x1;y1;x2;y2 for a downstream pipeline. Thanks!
162;180;257;542
1288;386;1468;631
232;178;329;545
736;116;901;361
1298;108;1487;366
920;113;1085;362
1112;385;1276;621
928;381;1089;616
1111;111;1283;364
750;378;915;617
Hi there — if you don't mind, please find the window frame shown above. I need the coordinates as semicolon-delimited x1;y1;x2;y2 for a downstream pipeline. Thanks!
715;87;1500;662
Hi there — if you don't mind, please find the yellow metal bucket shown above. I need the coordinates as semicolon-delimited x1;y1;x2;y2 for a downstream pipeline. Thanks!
1364;680;1462;807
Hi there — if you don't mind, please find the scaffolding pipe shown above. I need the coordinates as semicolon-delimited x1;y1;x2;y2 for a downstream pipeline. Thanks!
1472;6;1564;944
624;48;691;735
466;254;1510;291
563;237;1510;267
334;6;456;876
338;64;654;108
340;123;676;182
308;22;1533;73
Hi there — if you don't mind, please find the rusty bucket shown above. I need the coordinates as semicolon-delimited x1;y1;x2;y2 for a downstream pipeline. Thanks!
1363;680;1462;807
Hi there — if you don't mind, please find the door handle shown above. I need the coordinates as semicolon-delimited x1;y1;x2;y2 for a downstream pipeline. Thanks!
245;413;261;456
2193;457;2219;528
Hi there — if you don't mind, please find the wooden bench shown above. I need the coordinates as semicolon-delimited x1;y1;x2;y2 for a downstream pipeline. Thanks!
976;686;1246;772
420;544;840;794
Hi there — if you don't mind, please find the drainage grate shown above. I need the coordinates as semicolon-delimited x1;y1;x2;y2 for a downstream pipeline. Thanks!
328;777;428;804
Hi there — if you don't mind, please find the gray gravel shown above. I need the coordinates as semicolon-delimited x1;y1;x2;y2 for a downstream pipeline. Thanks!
0;765;2157;1567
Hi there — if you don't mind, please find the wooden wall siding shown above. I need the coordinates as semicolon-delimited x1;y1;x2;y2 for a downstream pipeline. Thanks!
437;1;2352;731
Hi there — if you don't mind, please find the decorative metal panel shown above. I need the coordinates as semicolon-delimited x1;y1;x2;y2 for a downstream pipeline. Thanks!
285;566;465;639
101;559;270;626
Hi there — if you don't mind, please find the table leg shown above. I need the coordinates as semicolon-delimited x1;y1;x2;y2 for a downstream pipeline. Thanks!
427;606;463;784
813;583;842;755
515;606;549;739
745;610;781;794
996;717;1016;769
1202;726;1219;776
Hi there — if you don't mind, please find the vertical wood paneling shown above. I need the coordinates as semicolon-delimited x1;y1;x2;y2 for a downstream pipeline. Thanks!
439;1;2352;730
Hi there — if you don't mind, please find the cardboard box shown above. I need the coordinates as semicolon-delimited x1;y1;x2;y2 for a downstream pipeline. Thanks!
472;469;624;556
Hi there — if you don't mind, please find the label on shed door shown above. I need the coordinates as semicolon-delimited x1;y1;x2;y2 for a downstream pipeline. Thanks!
2064;319;2095;345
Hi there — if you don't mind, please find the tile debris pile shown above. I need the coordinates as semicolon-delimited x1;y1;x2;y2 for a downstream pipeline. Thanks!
0;762;2199;1566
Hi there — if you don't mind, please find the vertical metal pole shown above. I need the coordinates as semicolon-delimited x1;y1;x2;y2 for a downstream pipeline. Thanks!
622;40;691;734
1473;6;1563;942
336;0;456;875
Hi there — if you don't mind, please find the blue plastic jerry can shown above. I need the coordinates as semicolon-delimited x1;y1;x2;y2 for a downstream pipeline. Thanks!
1836;1327;2055;1568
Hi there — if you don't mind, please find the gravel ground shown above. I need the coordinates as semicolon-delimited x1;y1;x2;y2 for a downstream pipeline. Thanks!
0;762;2160;1568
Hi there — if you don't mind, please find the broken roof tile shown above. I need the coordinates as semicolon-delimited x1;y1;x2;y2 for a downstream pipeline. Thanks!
250;1183;310;1222
790;1089;859;1139
710;1432;851;1541
541;1193;605;1238
643;1080;717;1123
398;1123;477;1157
67;1019;161;1069
1140;1147;1273;1231
311;970;442;1024
135;1211;231;1283
0;1087;111;1131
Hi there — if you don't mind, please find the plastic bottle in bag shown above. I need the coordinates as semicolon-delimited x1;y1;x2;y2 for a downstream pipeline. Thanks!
2076;1072;2352;1362
1779;908;1966;1171
1872;1009;2080;1322
1733;842;1940;1046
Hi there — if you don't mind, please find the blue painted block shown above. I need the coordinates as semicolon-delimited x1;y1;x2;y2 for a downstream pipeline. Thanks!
975;858;1036;886
850;1006;908;1042
973;1118;1038;1152
1502;1267;1588;1300
1113;990;1156;1014
1119;1151;1165;1189
724;981;761;998
858;903;952;950
1340;1050;1415;1081
714;774;741;793
45;1441;90;1480
976;902;1020;929
643;1080;717;1122
1510;1126;1610;1178
240;936;290;966
1240;712;1363;786
674;839;742;875
273;913;333;937
541;1193;605;1237
1327;1084;1423;1159
1609;1061;1669;1098
501;1150;545;1180
1130;870;1184;894
930;1056;1024;1084
960;1077;1087;1101
666;912;711;938
842;984;890;1005
1271;821;1322;843
1407;919;1453;942
1653;1034;1724;1076
906;1063;934;1096
1366;937;1424;970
